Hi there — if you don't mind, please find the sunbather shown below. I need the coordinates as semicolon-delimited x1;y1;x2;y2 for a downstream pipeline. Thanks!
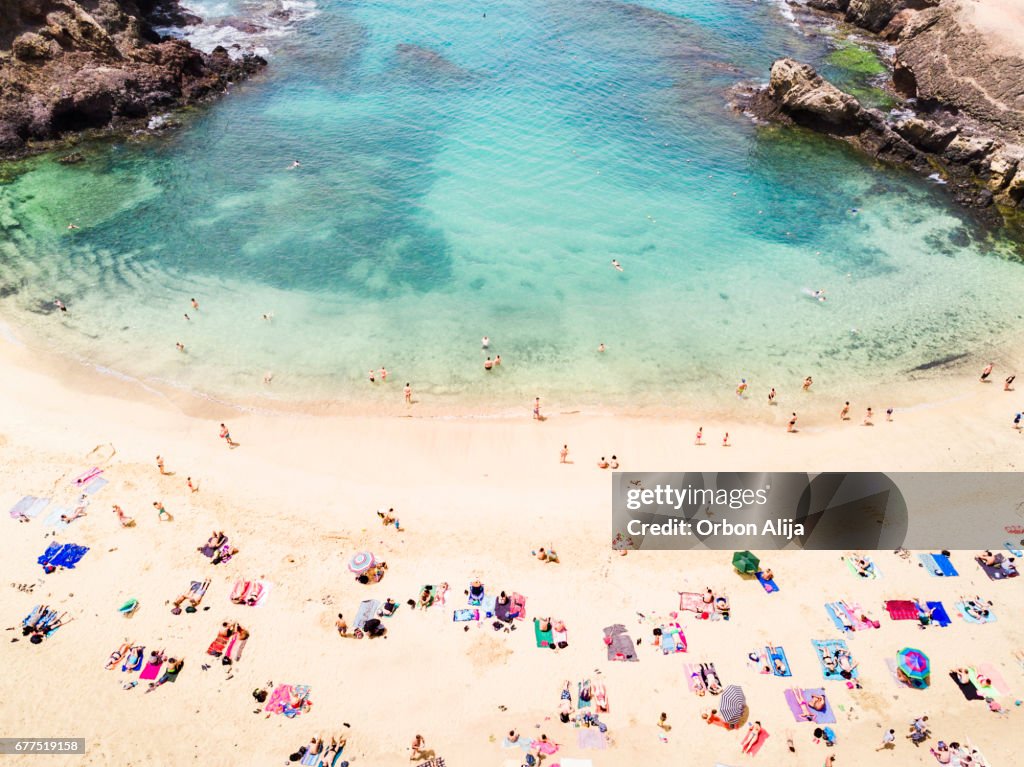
835;649;858;678
381;598;398;616
853;556;872;576
418;586;434;609
112;505;134;527
558;681;574;722
690;669;707;696
794;687;825;719
700;663;722;694
468;580;484;602
978;550;999;567
146;656;183;692
741;721;762;754
819;647;838;673
60;508;87;524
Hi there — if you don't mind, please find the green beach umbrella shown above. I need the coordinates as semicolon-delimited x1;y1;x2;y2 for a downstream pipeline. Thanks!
732;550;760;574
897;647;930;684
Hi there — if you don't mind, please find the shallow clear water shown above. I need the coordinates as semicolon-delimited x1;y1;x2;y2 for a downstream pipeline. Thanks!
1;0;1022;410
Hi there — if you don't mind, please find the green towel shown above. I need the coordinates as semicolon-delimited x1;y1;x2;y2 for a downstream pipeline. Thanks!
534;619;553;648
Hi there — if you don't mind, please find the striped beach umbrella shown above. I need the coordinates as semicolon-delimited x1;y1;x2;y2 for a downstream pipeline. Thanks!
897;647;930;682
348;551;375;574
732;550;759;574
719;684;746;726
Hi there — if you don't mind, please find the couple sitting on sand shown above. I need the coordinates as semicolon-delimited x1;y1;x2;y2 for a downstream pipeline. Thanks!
531;547;559;563
355;562;387;584
596;455;620;469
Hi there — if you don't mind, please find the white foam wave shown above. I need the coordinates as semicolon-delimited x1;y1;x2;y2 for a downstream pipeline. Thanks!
156;0;318;58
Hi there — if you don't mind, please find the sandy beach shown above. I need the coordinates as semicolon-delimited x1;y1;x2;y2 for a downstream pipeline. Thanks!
1;327;1021;767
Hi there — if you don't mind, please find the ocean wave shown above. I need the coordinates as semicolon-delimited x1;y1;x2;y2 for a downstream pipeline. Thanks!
155;0;318;58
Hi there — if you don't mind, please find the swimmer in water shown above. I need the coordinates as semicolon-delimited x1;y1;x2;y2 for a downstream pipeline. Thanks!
494;355;501;366
368;369;376;383
768;387;776;405
736;379;748;398
191;298;199;310
598;343;606;353
175;342;185;352
54;299;68;313
380;366;388;381
288;160;301;169
67;223;79;230
611;259;623;272
484;357;493;371
184;313;190;321
813;289;826;302
482;336;490;349
264;372;273;384
262;313;274;322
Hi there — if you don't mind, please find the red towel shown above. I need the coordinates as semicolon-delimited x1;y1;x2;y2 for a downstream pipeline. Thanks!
207;634;228;656
885;600;919;621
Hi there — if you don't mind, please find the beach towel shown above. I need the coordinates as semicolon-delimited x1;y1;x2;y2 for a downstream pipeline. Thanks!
602;624;637;662
511;592;527;620
43;505;72;530
284;685;311;717
72;467;102;486
25;497;50;518
843;602;879;630
452;608;479;622
932;553;959;577
679;591;711;615
767;646;791;677
949;671;983;701
812;639;857;681
230;580;250;603
592;680;608;712
755;571;780;593
824;603;852;633
37;541;62;567
955;601;997;624
355;600;381;631
784;688;836;724
578;679;592;708
577;730;606;749
300;745;322;766
264;684;293;715
207;633;229;657
885;600;919;621
139;658;163;681
9;495;42;519
551;626;568;649
976;555;1018;580
970;664;1010;697
924;601;951;627
50;543;89;570
534;619;552;648
1005;541;1024;558
83;477;108;496
744;728;770;756
659;623;686;654
845;556;879;578
122;646;145;673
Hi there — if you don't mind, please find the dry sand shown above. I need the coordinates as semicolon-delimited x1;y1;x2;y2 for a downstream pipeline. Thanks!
0;333;1022;767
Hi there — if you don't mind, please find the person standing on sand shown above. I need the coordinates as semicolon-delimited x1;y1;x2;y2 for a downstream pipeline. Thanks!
533;397;541;421
1005;374;1015;391
404;383;412;404
980;362;993;382
695;427;703;445
1014;413;1022;430
736;379;748;398
560;445;569;463
787;413;797;433
153;501;170;521
112;505;134;527
803;376;813;391
876;729;896;751
335;613;348;637
156;455;168;475
186;476;198;493
840;402;850;421
768;387;776;405
722;432;730;447
410;734;426;760
219;423;237;447
886;407;894;422
863;407;874;426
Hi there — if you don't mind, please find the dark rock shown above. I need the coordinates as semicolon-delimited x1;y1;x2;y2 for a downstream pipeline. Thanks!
893;116;957;152
57;151;84;163
12;31;59;61
767;58;865;133
806;0;850;12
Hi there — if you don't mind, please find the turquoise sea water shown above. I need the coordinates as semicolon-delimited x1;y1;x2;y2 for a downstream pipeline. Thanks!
1;0;1022;411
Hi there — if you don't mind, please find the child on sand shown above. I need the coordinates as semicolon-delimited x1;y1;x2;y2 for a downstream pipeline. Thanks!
840;402;849;420
560;444;569;463
219;423;237;447
153;501;170;521
695;427;703;445
863;408;873;426
404;383;412;404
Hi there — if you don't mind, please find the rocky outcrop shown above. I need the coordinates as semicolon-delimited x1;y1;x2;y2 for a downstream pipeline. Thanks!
742;0;1024;227
0;0;265;156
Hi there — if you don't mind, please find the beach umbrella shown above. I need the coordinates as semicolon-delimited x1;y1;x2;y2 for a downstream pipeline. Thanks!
732;551;759;574
348;551;375;574
719;684;746;726
897;647;930;682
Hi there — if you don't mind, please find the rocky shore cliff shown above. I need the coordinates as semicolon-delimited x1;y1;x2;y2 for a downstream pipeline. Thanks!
741;0;1024;228
0;0;265;156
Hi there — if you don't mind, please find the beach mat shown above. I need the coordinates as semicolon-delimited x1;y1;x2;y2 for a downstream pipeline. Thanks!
926;601;951;627
577;730;606;750
355;600;380;631
885;600;919;621
784;688;836;724
755;571;779;593
845;556;880;578
534;619;553;648
43;505;72;530
72;467;102;486
659;623;686;653
812;639;857;681
976;555;1018;580
603;624;637;662
139;659;163;681
9;495;48;519
745;728;770;756
50;543;89;570
971;664;1010;697
679;591;709;614
949;671;983;701
264;683;293;715
955;601;997;624
768;646;791;677
82;477;109;496
452;608;478;622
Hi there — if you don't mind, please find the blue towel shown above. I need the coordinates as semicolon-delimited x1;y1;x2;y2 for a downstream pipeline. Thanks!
931;554;958;577
49;543;89;570
1005;542;1024;557
824;603;850;633
9;496;37;518
38;541;63;566
453;608;478;622
83;477;109;496
756;571;780;593
926;601;951;627
768;646;791;676
811;639;857;680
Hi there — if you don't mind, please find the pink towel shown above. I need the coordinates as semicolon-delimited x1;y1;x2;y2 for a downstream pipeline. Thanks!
885;600;919;621
511;592;527;621
978;663;1011;695
139;660;163;681
264;684;293;714
679;592;708;613
844;603;879;631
